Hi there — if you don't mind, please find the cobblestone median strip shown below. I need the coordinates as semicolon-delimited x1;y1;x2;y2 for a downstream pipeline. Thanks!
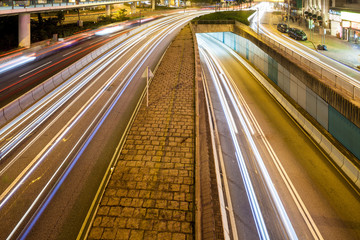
88;25;195;240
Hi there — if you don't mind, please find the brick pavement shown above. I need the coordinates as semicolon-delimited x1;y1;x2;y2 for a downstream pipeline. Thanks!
88;25;196;240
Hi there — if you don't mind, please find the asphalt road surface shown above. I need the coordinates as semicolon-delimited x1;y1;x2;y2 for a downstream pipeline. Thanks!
198;33;360;240
0;11;208;240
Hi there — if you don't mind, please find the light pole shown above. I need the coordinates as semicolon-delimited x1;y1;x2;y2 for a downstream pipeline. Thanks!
287;0;290;27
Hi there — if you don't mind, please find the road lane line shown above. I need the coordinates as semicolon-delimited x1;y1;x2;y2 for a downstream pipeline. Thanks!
62;47;82;57
19;61;52;78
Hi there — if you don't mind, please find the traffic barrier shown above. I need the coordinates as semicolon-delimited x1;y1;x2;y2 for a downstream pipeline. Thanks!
322;68;335;84
86;55;93;65
330;147;345;168
0;109;6;126
342;80;355;97
61;69;71;82
19;91;35;110
75;61;84;72
319;135;332;154
53;74;64;87
3;102;22;122
68;64;78;76
31;84;46;101
342;159;360;184
43;79;56;93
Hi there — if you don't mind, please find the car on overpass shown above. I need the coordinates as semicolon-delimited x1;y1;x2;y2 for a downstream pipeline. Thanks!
277;23;289;33
288;28;307;41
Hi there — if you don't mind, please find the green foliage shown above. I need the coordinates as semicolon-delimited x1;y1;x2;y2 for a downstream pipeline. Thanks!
56;11;65;26
192;10;255;25
113;9;129;21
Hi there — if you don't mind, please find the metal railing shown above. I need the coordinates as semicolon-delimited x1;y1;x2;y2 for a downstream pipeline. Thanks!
0;0;129;10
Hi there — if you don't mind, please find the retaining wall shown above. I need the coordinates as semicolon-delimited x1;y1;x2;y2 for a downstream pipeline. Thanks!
192;24;360;190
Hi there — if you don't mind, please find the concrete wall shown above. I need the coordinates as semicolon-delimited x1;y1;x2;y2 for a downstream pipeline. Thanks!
193;24;360;188
193;23;360;131
205;30;360;162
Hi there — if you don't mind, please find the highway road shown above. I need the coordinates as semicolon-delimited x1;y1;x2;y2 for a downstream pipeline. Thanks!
198;33;360;240
0;11;207;239
0;15;163;107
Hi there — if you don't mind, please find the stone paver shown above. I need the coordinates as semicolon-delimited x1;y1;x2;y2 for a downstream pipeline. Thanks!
88;25;195;240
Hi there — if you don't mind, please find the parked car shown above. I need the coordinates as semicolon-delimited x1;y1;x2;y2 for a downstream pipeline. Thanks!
277;23;288;33
288;28;307;41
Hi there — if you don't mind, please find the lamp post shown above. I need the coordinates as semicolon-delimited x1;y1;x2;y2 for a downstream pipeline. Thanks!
287;0;290;27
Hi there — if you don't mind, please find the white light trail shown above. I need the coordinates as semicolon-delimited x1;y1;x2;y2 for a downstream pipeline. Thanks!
198;34;299;240
0;55;36;75
1;12;208;239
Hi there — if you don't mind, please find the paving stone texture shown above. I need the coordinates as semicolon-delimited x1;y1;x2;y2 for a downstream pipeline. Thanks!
88;25;196;240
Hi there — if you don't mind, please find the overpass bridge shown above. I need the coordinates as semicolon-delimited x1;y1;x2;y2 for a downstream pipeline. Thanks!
0;0;180;48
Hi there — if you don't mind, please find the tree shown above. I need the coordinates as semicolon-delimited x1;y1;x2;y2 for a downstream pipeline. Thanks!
56;11;65;26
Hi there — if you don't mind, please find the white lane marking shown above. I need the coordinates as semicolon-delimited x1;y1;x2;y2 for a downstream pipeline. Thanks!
19;61;52;77
62;47;82;57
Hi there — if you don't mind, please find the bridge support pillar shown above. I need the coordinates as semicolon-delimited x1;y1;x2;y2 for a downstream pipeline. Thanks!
18;13;31;48
106;5;111;16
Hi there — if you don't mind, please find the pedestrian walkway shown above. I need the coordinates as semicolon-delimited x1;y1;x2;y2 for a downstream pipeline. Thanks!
87;25;196;240
270;13;360;70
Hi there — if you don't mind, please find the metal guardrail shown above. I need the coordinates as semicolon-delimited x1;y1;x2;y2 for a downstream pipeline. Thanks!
0;0;128;10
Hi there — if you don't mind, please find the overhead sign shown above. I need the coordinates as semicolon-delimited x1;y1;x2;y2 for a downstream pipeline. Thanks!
341;11;360;22
329;14;341;22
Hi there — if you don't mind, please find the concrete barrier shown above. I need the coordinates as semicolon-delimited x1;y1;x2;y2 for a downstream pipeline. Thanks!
32;84;46;101
75;61;84;72
3;102;22;122
319;136;332;154
19;91;35;110
68;64;78;76
293;52;301;62
53;74;64;87
311;62;322;77
61;69;71;82
322;68;336;84
0;109;6;126
342;159;360;184
43;79;56;93
330;147;345;168
342;80;354;97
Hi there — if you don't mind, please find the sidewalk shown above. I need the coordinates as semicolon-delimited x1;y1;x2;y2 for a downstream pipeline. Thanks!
87;25;196;240
271;13;360;70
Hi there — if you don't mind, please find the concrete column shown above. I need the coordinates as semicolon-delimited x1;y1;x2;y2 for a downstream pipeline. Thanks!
106;5;111;16
18;13;31;48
